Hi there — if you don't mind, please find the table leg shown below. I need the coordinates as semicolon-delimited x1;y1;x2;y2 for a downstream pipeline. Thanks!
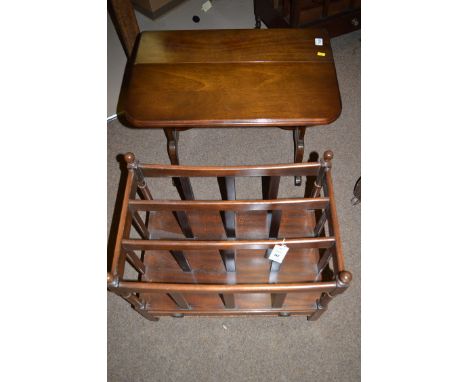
293;127;306;186
164;128;180;188
164;128;180;165
253;0;261;28
164;128;195;201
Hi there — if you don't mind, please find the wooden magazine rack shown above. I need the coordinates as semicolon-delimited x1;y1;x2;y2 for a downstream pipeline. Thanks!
107;150;351;320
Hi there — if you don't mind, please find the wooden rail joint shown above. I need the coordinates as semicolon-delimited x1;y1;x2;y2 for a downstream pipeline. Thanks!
323;150;334;169
107;272;119;289
124;152;146;188
333;270;352;295
312;150;334;196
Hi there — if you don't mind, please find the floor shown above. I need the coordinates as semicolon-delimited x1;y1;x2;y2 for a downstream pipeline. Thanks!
108;1;360;381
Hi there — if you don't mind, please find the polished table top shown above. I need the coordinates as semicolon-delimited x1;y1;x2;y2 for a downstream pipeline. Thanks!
123;29;342;128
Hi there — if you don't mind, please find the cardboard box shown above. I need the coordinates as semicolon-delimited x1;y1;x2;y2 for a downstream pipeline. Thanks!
132;0;187;19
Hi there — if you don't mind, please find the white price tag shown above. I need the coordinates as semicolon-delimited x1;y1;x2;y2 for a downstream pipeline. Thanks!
202;0;212;12
315;37;323;46
268;243;289;263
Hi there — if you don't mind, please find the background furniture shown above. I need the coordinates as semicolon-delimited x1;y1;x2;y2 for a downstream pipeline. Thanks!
122;28;342;186
108;150;351;319
254;0;360;36
132;0;187;20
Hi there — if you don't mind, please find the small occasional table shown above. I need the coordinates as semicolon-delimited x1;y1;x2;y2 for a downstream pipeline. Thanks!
122;28;341;186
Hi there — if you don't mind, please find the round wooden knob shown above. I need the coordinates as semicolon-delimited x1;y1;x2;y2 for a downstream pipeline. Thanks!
107;272;117;287
124;152;135;164
323;150;334;162
338;271;352;285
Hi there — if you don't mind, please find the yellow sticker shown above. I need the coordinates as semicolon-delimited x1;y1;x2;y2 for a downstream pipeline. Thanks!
317;51;326;57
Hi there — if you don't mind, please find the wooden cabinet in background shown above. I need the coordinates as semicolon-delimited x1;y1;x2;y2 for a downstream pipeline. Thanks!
254;0;361;37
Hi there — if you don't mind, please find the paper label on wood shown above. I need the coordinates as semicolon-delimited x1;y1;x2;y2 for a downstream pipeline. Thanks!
268;244;289;263
202;1;212;12
315;38;323;46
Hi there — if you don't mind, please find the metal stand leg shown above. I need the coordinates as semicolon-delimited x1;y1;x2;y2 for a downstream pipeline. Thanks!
293;127;306;186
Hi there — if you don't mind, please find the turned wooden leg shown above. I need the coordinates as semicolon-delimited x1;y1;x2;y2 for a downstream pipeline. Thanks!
293;127;306;186
307;271;352;321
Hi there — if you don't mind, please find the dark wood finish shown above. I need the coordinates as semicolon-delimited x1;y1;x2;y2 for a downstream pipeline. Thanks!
132;210;149;239
221;294;236;309
169;292;191;309
108;152;351;320
126;61;340;127
169;250;192;272
271;293;287;308
254;0;361;37
108;0;140;58
218;176;236;273
117;280;338;294
293;127;306;185
129;198;330;212
125;29;341;128
313;208;328;237
121;237;336;251
140;162;322;178
125;249;146;274
121;29;341;179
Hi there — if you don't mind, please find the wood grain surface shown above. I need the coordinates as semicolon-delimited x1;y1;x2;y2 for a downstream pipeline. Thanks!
123;29;341;128
108;154;352;319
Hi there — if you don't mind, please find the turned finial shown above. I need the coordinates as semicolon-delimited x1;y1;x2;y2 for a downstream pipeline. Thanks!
124;152;135;164
323;150;334;162
338;271;352;285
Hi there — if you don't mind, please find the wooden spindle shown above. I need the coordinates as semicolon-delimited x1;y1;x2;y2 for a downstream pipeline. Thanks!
315;247;333;279
313;208;328;237
122;293;145;309
170;250;192;272
124;152;153;200
173;211;194;238
125;249;146;275
221;294;236;309
312;150;333;198
132;210;149;239
169;293;191;309
271;293;287;308
269;211;282;238
263;176;281;238
177;177;195;200
218;176;236;237
270;259;282;273
218;176;237;272
220;250;236;272
264;176;282;272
